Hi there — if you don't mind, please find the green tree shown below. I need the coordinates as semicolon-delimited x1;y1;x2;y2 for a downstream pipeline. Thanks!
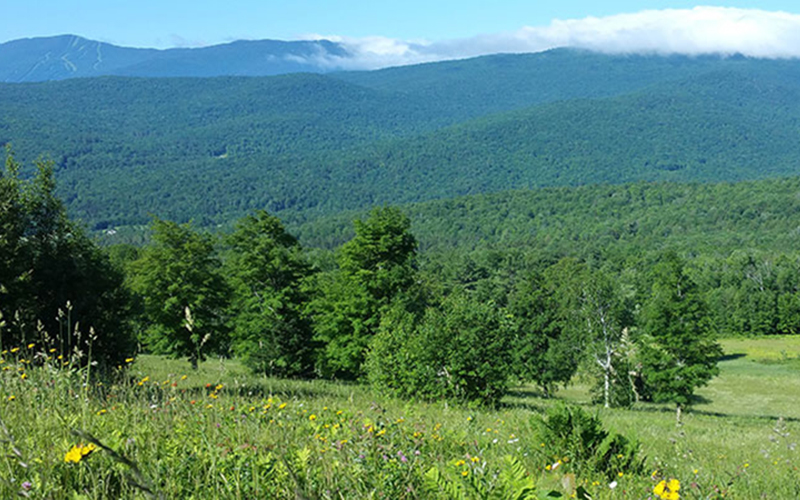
131;219;230;369
310;206;418;379
640;252;722;421
366;292;512;406
225;210;316;378
0;148;134;365
546;259;633;408
508;270;577;397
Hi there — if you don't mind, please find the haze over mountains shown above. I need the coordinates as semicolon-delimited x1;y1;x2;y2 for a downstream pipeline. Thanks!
3;34;800;242
0;35;349;82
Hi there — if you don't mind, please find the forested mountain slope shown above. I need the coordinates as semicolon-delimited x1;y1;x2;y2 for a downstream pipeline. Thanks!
293;176;800;257
3;50;800;230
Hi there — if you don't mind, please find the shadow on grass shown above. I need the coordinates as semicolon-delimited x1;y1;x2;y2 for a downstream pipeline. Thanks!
719;353;747;362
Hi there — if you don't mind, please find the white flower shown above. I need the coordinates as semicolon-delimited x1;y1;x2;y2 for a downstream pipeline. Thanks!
609;481;618;489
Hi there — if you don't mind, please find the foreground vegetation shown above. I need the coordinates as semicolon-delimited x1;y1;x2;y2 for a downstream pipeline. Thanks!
3;337;800;499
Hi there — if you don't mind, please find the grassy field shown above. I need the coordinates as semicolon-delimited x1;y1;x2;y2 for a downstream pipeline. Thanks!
2;337;800;499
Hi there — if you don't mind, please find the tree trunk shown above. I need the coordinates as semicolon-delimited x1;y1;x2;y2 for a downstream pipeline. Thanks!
676;404;682;425
604;367;610;409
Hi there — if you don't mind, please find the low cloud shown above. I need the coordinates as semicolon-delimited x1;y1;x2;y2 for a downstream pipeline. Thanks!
300;7;800;70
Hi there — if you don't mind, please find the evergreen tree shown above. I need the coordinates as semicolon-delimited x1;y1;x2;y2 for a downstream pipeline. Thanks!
640;252;722;421
131;219;229;369
508;270;577;397
225;210;316;378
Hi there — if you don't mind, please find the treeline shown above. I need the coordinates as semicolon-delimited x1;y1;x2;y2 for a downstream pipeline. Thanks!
4;152;800;410
112;207;724;412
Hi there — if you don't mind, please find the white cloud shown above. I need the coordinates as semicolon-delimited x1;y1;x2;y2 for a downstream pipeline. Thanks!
299;7;800;70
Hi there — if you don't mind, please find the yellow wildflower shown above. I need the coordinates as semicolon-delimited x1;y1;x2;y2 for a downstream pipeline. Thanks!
125;358;134;363
653;479;680;500
64;443;97;464
471;456;480;463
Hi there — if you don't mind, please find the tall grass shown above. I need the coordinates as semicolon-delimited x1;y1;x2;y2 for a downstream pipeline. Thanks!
2;337;800;498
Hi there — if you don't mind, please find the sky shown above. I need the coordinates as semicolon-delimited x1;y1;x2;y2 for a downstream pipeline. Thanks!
4;1;800;68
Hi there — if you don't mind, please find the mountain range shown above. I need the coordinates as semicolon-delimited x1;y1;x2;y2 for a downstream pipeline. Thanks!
2;35;800;241
0;34;348;82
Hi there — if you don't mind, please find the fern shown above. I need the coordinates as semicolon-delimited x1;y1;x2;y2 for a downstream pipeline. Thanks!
424;466;468;500
492;455;538;500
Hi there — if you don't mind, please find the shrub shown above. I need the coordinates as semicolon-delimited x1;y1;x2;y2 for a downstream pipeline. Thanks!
367;292;512;407
534;404;645;480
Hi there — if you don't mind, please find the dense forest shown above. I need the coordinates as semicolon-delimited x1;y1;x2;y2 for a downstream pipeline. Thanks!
3;50;800;232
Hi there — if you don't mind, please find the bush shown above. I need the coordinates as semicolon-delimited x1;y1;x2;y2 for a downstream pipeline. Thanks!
534;404;645;480
366;293;512;407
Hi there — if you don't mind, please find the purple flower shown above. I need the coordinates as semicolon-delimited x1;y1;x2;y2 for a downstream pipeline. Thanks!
22;482;32;491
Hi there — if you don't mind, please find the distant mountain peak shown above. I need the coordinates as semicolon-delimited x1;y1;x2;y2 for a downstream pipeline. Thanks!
0;34;349;82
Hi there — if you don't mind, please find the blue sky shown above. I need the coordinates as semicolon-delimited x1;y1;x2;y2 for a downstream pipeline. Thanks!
3;1;800;48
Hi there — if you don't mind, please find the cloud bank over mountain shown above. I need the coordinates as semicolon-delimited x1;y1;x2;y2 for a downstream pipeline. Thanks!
305;7;800;69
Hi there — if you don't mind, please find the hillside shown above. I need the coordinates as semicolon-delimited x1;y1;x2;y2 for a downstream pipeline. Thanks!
0;35;348;82
3;50;800;230
291;176;800;256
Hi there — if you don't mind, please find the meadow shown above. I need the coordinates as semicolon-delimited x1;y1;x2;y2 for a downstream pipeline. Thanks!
2;337;800;499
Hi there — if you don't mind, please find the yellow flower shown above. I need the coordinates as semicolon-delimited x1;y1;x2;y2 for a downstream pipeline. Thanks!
461;470;469;477
125;358;134;363
278;402;287;410
64;443;97;464
653;479;680;500
10;347;19;353
6;395;15;402
96;409;107;416
20;373;27;380
471;456;480;463
309;414;317;421
27;343;34;349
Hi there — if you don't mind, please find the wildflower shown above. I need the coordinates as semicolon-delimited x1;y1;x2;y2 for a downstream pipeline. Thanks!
137;376;149;386
309;414;317;421
96;409;107;416
471;456;480;463
7;395;15;402
278;402;287;410
125;358;134;363
22;481;32;491
64;443;97;464
461;470;469;477
20;373;27;380
10;347;19;353
654;479;680;500
27;343;34;349
609;481;618;490
215;384;224;391
455;460;466;467
181;375;187;380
